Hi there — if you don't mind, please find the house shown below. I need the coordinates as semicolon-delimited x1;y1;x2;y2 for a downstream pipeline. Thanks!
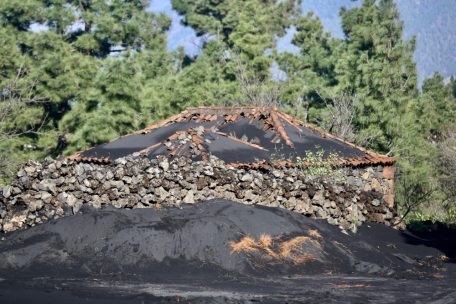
70;106;396;206
1;107;399;233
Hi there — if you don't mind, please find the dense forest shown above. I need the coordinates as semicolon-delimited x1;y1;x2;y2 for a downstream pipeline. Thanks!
0;0;455;222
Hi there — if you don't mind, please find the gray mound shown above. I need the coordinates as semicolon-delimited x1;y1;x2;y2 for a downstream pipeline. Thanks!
0;199;448;281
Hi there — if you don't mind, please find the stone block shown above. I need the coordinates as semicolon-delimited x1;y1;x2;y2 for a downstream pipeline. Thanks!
371;178;383;193
382;166;396;180
183;190;195;204
387;179;395;193
383;194;395;207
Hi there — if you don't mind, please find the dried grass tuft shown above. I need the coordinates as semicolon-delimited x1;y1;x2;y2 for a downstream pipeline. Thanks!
229;234;321;264
229;236;257;253
279;236;309;257
259;234;273;247
279;236;318;264
308;229;322;239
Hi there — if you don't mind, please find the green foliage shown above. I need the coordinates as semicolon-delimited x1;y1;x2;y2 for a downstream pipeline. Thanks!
408;208;456;226
394;73;456;222
276;12;339;124
419;73;456;136
0;0;172;160
296;149;343;181
350;216;359;234
160;41;243;109
447;209;456;225
436;124;456;211
337;0;418;152
172;0;301;78
0;72;57;183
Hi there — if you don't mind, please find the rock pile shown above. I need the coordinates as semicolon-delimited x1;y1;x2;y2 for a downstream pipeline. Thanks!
0;155;400;233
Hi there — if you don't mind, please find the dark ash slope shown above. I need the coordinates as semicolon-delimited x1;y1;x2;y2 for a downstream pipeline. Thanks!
0;199;446;279
0;199;455;303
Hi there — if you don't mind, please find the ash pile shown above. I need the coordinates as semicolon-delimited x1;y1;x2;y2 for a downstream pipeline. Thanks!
0;200;449;281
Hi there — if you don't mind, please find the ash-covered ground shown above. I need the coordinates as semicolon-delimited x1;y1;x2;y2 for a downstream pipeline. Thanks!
0;199;455;303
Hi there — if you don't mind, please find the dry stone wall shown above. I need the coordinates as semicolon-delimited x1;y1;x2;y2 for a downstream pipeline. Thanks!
0;155;400;233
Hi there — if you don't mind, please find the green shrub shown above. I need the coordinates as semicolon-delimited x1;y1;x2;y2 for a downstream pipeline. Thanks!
296;149;344;182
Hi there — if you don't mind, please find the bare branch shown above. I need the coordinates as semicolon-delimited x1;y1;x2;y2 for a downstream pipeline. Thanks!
230;50;281;107
437;125;456;209
317;89;363;143
394;168;434;225
0;68;48;181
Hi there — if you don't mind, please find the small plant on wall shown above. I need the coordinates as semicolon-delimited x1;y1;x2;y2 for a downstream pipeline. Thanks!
296;149;344;182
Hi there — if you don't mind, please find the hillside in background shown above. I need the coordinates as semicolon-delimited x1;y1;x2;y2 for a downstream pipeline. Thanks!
396;0;456;83
150;0;456;84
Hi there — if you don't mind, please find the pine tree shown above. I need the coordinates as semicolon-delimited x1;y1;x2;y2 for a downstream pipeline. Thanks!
276;12;340;123
172;0;301;78
335;2;456;219
144;41;243;117
419;73;456;137
451;77;456;99
337;0;418;152
0;0;172;173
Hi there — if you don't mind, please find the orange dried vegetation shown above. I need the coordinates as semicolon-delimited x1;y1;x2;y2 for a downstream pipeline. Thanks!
259;234;273;247
229;236;258;253
229;234;321;264
307;229;322;239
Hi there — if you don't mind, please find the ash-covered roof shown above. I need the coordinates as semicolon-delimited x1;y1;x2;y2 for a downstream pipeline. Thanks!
69;106;395;167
